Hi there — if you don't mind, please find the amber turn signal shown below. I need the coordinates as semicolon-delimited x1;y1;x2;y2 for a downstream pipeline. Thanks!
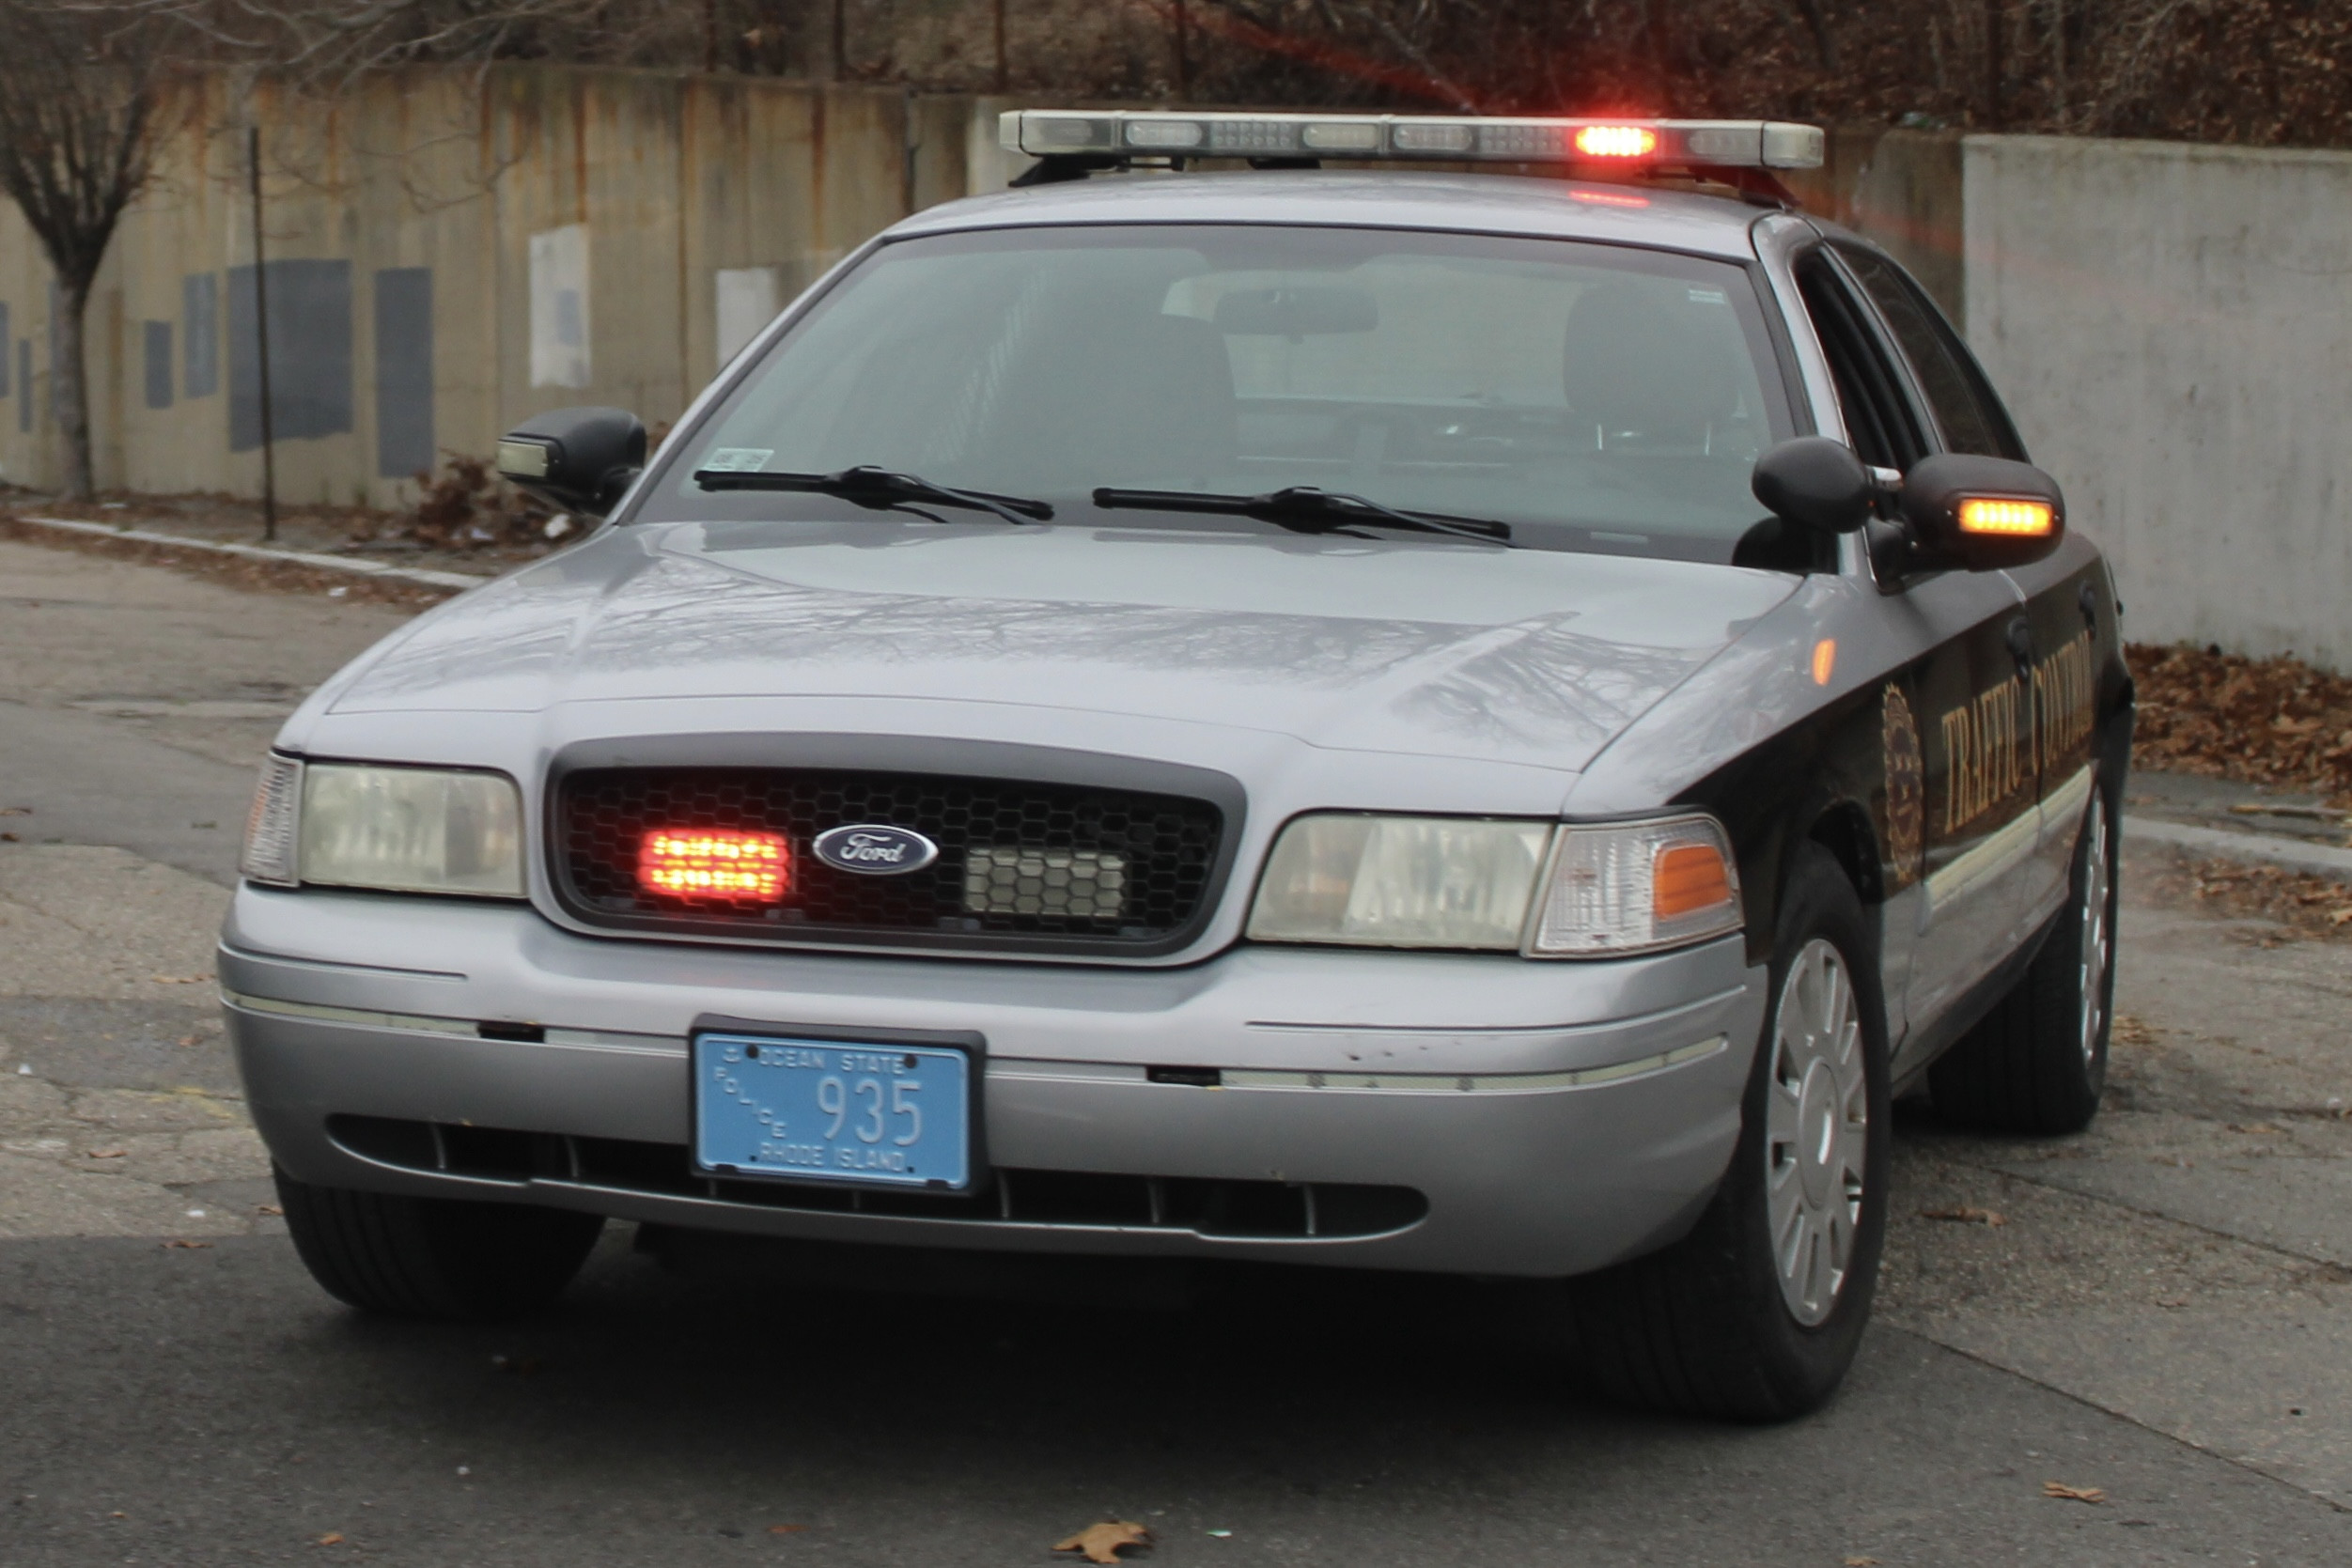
1652;843;1735;920
638;829;790;900
1956;497;2055;537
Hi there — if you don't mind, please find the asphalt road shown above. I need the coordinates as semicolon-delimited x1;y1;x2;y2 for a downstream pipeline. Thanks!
3;536;2350;1566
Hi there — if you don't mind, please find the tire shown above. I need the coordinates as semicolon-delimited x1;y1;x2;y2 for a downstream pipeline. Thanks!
275;1165;604;1320
1566;843;1893;1422
1928;780;2116;1135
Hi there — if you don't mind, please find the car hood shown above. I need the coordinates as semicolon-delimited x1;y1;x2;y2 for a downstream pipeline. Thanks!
324;519;1799;773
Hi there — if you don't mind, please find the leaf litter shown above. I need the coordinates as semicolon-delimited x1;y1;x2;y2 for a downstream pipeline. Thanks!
1919;1205;2007;1226
2130;641;2352;799
2042;1481;2106;1503
2137;850;2352;943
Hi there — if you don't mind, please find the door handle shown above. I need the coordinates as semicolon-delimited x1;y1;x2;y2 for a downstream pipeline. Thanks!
2005;616;2035;675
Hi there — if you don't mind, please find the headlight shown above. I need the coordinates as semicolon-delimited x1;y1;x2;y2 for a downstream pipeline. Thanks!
1246;812;1740;957
238;757;525;897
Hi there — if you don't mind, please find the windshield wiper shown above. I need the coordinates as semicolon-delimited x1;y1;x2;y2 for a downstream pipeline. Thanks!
1092;485;1513;546
695;465;1053;526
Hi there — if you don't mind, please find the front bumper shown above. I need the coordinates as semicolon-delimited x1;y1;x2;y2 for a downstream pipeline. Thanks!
223;887;1767;1278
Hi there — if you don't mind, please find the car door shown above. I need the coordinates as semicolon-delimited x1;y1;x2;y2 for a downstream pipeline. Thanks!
1834;243;2098;947
1794;247;2034;1052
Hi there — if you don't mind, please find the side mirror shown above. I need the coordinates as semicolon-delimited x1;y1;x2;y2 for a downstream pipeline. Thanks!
494;407;647;517
1752;438;1875;536
1897;453;2065;572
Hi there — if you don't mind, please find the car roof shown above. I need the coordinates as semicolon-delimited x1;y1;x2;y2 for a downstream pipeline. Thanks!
885;170;1769;260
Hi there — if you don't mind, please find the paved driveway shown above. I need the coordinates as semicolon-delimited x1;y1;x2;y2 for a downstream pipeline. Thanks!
2;537;2348;1565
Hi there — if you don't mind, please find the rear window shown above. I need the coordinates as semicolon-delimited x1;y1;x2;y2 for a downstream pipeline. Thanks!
642;224;1799;564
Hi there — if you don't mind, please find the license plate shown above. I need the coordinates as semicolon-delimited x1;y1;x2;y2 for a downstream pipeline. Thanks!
691;1031;974;1191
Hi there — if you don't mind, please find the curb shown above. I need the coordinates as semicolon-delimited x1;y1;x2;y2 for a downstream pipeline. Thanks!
12;514;494;593
2124;814;2352;879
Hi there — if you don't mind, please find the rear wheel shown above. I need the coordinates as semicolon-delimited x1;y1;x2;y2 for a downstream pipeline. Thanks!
1929;783;2116;1135
1566;844;1892;1422
275;1165;604;1320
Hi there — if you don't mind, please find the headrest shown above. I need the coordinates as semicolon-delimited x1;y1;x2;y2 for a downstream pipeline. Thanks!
1562;282;1745;446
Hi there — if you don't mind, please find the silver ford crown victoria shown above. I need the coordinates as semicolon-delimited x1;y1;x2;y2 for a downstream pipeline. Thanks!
226;113;2129;1421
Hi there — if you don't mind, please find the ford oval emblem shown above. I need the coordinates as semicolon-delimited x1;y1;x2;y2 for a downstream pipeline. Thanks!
811;824;941;877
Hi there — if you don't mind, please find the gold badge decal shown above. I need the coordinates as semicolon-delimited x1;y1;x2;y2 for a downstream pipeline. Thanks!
1882;684;1924;888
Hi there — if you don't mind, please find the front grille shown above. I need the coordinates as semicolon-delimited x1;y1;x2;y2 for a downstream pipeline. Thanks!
328;1115;1428;1241
553;766;1226;953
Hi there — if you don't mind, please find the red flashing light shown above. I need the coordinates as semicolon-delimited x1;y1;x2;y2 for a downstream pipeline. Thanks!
638;829;790;900
1573;125;1659;159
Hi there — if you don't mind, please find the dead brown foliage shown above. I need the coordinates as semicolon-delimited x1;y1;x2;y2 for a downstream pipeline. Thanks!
364;453;559;552
2134;846;2352;942
2128;642;2352;802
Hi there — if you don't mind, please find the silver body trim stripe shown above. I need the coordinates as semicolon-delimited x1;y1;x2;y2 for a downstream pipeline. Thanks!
1223;1035;1727;1094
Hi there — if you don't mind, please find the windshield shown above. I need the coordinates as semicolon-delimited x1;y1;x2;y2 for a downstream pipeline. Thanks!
639;223;1798;564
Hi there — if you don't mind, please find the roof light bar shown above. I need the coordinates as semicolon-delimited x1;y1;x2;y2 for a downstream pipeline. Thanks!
1000;112;1825;170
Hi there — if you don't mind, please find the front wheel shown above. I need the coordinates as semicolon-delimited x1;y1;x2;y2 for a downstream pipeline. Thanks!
276;1166;605;1320
1566;843;1893;1422
1929;782;2116;1135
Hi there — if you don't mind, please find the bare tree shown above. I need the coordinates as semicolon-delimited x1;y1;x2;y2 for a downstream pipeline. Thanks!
0;1;180;499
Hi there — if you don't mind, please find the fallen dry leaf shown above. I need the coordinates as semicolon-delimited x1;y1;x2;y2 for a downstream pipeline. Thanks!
0;806;29;815
315;1532;345;1546
2042;1481;2106;1504
150;974;210;985
0;832;18;843
1920;1205;2007;1227
86;1148;126;1160
257;1203;285;1217
1845;1558;1882;1567
161;1240;212;1250
1055;1521;1153;1564
2111;1013;2157;1046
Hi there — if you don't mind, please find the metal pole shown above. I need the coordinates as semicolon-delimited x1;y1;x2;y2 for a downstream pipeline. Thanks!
247;124;277;543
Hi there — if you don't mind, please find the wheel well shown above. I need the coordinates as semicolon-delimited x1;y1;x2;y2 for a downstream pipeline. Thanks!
1808;802;1883;904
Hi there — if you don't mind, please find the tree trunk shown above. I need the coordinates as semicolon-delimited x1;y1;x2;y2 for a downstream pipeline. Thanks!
53;276;94;501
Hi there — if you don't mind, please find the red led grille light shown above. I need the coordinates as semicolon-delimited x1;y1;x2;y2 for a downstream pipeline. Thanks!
638;829;790;900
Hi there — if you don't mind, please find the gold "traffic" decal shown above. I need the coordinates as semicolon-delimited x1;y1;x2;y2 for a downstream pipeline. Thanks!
1939;627;2097;835
1940;677;2026;833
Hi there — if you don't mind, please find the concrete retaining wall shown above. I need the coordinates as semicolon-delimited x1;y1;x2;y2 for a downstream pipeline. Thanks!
3;79;2348;668
0;69;1009;510
1963;134;2352;670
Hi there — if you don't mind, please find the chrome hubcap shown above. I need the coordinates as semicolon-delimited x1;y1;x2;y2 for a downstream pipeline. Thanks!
2079;793;2112;1068
1765;938;1868;1327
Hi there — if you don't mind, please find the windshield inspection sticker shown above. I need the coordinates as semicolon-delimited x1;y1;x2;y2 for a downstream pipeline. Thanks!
701;448;774;473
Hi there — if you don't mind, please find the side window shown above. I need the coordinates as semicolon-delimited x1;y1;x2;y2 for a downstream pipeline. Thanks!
1794;252;1927;473
1834;244;2026;460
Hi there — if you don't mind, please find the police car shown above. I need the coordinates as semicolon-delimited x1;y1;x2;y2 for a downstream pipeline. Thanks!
226;112;2128;1421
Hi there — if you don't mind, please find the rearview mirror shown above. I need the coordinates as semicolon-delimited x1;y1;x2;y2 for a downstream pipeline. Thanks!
494;407;647;517
1897;453;2065;572
1751;438;1875;536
